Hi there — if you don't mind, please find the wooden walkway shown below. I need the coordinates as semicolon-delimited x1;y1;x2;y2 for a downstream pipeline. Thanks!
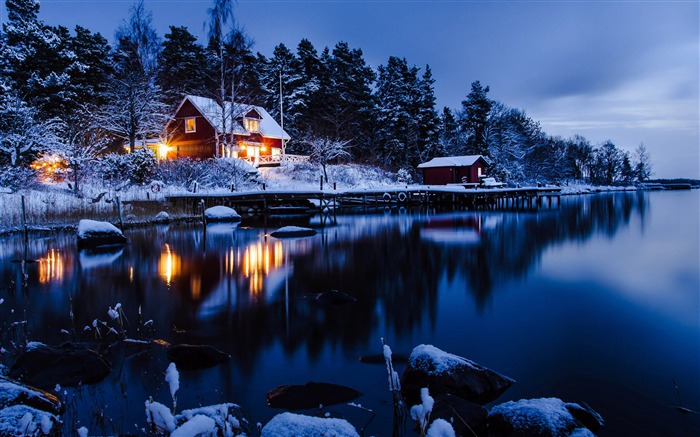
164;186;562;215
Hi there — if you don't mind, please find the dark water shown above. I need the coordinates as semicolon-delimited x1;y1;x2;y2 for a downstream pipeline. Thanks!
0;191;698;436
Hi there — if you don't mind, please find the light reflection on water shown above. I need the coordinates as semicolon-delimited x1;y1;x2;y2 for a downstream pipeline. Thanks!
0;191;698;436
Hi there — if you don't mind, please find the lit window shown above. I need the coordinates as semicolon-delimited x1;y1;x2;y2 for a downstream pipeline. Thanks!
244;118;260;133
185;117;196;133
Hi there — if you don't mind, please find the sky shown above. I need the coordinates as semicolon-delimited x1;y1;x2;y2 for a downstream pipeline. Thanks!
2;0;698;179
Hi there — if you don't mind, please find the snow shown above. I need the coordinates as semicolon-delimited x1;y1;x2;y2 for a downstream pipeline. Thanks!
409;344;476;374
77;427;88;437
165;362;180;401
204;206;241;221
570;429;596;437
417;155;487;168
25;341;46;351
410;387;435;430
426;418;456;437
170;414;216;437
0;405;56;436
261;412;359;437
145;400;176;432
489;398;581;435
77;219;123;238
177;403;245;436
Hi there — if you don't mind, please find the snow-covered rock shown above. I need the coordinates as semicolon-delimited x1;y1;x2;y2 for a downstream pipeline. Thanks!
154;211;171;223
400;344;514;405
488;398;603;437
261;412;359;437
204;206;241;223
176;403;252;436
0;376;63;415
270;226;317;238
0;405;59;436
76;219;127;248
426;418;456;437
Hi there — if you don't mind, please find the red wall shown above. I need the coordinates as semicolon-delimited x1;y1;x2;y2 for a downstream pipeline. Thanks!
421;159;490;185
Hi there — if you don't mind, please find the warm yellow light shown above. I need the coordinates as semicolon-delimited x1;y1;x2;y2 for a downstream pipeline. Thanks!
261;145;267;152
191;274;201;301
159;244;181;286
38;248;63;284
157;143;171;160
240;145;247;151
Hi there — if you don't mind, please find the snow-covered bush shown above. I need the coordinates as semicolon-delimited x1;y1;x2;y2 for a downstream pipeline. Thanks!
397;168;413;185
410;387;435;436
205;158;259;190
126;148;157;185
0;165;38;192
155;158;209;189
91;154;129;188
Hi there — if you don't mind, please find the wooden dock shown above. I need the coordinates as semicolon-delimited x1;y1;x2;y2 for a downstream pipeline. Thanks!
164;186;562;216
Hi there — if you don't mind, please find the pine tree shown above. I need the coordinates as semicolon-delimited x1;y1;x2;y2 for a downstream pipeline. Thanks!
439;107;461;156
69;26;113;108
417;65;442;161
461;80;492;156
633;143;653;182
157;26;207;108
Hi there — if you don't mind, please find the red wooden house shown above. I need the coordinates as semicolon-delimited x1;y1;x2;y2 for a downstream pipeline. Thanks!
156;95;291;164
417;155;491;185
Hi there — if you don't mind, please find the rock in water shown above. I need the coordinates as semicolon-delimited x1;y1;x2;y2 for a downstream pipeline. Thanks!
76;219;126;248
488;398;603;437
266;382;361;410
400;344;514;406
270;226;317;238
0;405;60;436
204;206;241;223
166;344;230;370
9;343;111;389
262;412;359;437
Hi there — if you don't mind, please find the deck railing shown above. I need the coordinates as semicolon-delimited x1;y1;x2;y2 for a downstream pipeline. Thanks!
240;154;309;166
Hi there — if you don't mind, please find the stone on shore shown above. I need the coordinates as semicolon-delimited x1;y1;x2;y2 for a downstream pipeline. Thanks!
76;219;126;248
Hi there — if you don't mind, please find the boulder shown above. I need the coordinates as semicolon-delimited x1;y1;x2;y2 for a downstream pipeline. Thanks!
204;206;241;223
488;398;603;437
9;343;111;389
261;412;359;437
266;382;361;410
176;403;254;436
430;393;488;436
400;344;514;406
154;211;171;223
270;226;317;238
76;219;126;249
0;376;63;416
166;344;230;370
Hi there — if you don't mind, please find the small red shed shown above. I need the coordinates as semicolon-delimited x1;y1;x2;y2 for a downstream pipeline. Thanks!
417;155;491;185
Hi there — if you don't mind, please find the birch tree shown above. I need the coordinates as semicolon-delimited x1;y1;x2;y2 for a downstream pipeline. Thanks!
306;136;351;183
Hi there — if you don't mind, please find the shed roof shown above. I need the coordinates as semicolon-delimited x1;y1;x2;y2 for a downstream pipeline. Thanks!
417;155;489;169
180;95;291;140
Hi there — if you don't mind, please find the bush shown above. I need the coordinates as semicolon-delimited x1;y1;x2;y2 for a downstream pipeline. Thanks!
155;158;209;189
127;148;157;185
205;158;260;190
0;165;38;192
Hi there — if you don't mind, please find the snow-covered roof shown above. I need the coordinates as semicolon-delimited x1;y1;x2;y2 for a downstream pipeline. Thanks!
417;155;489;169
183;95;291;140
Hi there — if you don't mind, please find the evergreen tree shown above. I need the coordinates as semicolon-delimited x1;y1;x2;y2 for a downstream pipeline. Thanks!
291;38;324;149
157;26;207;108
461;80;492;156
417;65;442;161
439;107;461;156
69;25;113;108
633;143;653;182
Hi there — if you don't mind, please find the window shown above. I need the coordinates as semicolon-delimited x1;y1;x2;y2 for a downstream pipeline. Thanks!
244;118;260;133
185;117;196;133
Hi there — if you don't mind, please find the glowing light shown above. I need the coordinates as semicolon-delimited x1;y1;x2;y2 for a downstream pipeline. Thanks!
261;145;267;152
30;154;69;183
240;240;284;298
159;244;181;286
156;143;171;160
38;249;64;284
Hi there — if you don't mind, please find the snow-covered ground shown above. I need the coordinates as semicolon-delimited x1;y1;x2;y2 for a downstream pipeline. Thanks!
0;161;635;233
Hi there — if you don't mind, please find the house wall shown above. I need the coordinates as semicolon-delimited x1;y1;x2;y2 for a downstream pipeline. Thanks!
422;167;455;185
169;99;218;159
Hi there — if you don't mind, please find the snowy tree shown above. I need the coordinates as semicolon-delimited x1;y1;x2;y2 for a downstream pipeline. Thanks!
633;143;653;182
53;109;111;194
0;92;62;167
439;107;461;156
416;65;443;161
204;0;258;157
461;80;492;156
568;134;594;182
305;136;351;183
590;141;623;185
485;102;528;183
69;25;113;108
102;1;167;152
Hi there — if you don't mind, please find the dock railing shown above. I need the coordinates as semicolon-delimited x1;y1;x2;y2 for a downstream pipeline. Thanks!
241;154;309;166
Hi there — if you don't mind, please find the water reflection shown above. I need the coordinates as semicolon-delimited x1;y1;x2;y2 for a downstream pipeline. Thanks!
1;191;697;436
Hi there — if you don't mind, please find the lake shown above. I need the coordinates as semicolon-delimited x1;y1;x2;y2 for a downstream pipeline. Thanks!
1;190;698;436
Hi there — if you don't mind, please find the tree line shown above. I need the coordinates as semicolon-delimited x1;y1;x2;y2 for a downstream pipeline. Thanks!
0;0;652;193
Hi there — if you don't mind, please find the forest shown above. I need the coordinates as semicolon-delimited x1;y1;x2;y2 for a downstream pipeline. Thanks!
0;0;653;193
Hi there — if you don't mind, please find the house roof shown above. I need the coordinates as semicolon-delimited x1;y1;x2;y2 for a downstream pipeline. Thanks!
181;95;291;140
417;155;490;169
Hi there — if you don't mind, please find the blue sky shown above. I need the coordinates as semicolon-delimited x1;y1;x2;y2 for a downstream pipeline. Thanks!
4;0;699;178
